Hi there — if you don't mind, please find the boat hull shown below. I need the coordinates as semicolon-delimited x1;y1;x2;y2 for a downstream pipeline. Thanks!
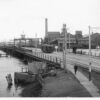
14;72;36;84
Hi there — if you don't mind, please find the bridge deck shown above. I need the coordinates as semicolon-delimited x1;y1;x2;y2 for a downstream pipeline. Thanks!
23;47;100;72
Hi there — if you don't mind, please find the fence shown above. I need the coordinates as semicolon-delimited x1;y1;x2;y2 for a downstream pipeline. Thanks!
32;51;62;64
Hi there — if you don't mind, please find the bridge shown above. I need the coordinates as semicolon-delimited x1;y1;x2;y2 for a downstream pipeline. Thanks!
19;47;100;73
1;46;100;73
0;46;61;68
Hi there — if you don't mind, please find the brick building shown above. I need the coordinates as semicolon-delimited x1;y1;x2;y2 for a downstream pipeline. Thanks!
46;32;60;42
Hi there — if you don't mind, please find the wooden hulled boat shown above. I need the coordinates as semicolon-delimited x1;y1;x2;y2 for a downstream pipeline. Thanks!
14;62;44;85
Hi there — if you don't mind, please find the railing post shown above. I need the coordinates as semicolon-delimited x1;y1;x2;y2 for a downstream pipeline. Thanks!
48;55;49;60
39;53;40;58
43;54;44;59
56;57;57;63
48;55;49;61
35;52;37;56
41;53;42;58
34;52;35;56
53;57;55;62
60;59;62;64
52;56;53;62
50;56;51;61
47;55;48;60
53;57;54;62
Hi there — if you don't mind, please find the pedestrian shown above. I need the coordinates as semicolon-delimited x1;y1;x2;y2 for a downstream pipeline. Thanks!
74;64;78;74
81;50;82;54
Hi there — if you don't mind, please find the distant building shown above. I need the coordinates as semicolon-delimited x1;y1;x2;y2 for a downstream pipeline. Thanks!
14;35;40;47
49;25;77;51
57;37;76;51
75;31;83;39
46;31;60;42
57;36;89;51
21;34;26;39
49;27;89;50
44;19;89;50
44;18;61;43
78;38;89;48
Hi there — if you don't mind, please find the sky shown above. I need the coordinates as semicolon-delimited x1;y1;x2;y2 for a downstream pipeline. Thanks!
0;0;100;42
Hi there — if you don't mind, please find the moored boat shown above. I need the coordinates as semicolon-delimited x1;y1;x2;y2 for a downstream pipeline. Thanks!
14;72;36;84
14;61;44;85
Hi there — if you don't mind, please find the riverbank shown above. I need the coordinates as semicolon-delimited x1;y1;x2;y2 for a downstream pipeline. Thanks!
20;69;91;97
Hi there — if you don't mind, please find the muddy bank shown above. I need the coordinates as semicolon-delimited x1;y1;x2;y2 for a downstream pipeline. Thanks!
19;82;42;97
41;69;91;97
20;69;91;97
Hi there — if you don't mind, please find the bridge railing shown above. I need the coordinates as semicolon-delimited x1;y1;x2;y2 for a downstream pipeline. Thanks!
31;50;100;71
32;51;62;64
17;47;64;68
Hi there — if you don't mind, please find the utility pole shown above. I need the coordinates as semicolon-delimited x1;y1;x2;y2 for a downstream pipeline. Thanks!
69;33;70;52
13;39;15;47
35;33;37;52
63;24;67;71
89;26;92;81
88;26;100;81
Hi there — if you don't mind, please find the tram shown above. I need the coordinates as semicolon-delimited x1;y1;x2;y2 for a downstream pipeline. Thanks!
41;44;55;53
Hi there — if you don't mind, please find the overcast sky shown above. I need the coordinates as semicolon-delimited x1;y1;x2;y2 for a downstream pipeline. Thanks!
0;0;100;42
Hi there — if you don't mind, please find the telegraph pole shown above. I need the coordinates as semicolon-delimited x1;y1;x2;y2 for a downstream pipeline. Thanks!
63;24;67;71
89;26;92;81
88;26;100;81
35;33;37;52
69;33;70;52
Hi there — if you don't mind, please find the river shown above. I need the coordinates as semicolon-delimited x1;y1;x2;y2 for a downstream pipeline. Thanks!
0;50;28;97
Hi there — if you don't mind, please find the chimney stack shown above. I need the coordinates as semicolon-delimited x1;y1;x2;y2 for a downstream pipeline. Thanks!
45;18;48;37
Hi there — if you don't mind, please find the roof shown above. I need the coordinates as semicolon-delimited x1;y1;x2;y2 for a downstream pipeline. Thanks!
47;32;60;35
47;32;60;37
46;32;60;38
57;37;76;41
60;32;75;38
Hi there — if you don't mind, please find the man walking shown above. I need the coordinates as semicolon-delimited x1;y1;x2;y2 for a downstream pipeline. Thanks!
74;64;78;74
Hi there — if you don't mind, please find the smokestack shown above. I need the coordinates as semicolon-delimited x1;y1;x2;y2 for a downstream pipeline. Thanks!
45;18;48;37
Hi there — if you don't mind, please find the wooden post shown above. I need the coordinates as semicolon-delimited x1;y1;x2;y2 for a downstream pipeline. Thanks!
56;57;57;63
53;57;54;62
89;26;92;81
48;55;49;60
43;54;44;59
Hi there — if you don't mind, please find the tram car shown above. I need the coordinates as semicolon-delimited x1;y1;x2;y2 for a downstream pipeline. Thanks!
41;44;55;53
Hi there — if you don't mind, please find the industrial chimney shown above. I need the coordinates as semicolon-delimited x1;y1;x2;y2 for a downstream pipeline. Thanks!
45;18;48;37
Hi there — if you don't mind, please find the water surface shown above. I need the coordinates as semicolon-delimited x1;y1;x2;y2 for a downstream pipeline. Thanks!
0;50;27;97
